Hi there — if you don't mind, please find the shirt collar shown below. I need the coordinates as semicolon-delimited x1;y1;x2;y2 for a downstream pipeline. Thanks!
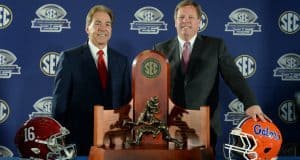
88;40;108;68
88;40;108;58
177;34;197;50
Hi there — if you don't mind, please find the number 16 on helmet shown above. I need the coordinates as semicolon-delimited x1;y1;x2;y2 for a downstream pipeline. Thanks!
14;116;76;160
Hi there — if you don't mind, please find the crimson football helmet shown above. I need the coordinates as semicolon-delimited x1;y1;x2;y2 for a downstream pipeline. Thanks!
224;116;282;160
15;116;76;160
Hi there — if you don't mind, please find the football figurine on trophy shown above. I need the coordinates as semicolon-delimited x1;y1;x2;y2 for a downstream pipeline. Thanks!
123;96;183;149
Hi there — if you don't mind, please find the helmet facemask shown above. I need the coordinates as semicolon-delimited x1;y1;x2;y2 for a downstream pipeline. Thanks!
224;128;258;160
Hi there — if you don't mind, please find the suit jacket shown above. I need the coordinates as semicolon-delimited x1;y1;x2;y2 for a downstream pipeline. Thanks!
154;35;257;138
52;42;131;155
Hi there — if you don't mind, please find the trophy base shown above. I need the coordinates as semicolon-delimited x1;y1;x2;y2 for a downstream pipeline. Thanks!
89;144;214;160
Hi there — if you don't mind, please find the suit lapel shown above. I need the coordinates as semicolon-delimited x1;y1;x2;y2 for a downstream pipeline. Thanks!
164;39;181;83
167;38;181;71
186;35;204;80
107;47;116;91
82;44;101;87
107;47;112;72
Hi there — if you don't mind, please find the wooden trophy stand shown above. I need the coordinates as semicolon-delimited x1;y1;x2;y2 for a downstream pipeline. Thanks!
89;50;214;160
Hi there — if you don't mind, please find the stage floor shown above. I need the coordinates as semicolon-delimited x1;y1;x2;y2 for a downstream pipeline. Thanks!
1;156;300;159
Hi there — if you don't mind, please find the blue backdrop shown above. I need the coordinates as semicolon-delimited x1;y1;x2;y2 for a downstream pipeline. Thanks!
1;0;299;158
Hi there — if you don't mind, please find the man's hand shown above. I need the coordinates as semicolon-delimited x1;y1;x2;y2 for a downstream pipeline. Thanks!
245;105;271;122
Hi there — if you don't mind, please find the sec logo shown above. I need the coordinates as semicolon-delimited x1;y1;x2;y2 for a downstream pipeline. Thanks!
235;54;256;78
278;11;300;34
0;100;10;124
0;5;13;29
279;100;297;123
40;52;60;76
142;58;161;78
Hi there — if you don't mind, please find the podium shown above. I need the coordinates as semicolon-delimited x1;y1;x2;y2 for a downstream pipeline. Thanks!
89;50;214;160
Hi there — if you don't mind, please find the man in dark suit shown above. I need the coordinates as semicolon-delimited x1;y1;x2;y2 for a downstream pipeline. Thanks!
52;5;131;155
154;0;270;150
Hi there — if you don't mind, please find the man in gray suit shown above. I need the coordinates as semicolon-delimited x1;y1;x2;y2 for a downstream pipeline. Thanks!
154;0;270;149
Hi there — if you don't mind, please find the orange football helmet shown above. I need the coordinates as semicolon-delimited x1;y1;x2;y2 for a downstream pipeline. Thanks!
15;116;76;160
224;116;282;160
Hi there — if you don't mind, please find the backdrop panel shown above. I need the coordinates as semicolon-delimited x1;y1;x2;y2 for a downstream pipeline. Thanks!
0;0;299;158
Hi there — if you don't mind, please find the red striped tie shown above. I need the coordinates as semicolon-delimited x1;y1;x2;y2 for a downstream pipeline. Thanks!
97;50;107;89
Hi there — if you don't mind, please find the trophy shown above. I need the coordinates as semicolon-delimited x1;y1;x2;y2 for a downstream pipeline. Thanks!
89;50;213;160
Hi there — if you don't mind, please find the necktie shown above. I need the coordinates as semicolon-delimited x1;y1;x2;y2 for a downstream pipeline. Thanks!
182;41;191;73
97;50;107;89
